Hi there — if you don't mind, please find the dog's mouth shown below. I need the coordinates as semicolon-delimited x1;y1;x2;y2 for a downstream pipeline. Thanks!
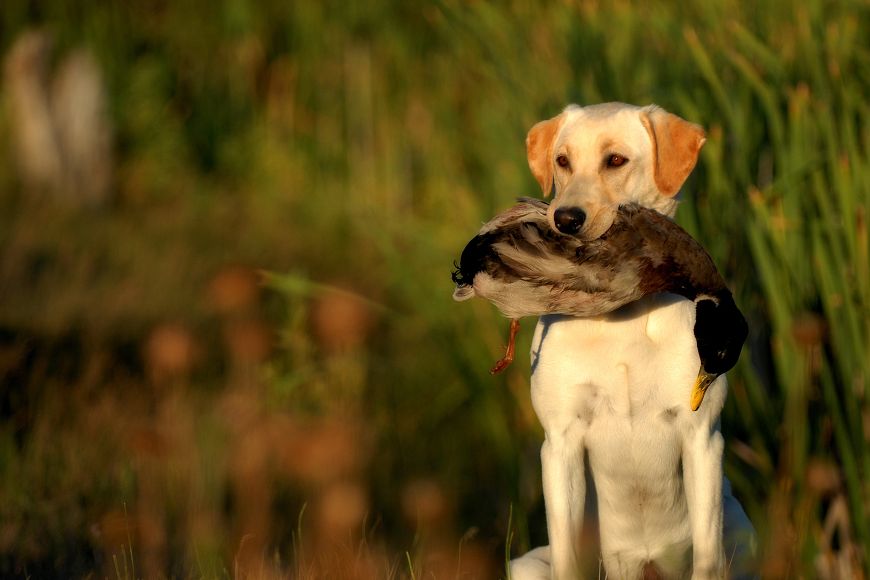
577;220;613;241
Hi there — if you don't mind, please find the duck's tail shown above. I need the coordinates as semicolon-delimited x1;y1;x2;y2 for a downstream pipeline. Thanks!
452;261;475;301
452;285;475;301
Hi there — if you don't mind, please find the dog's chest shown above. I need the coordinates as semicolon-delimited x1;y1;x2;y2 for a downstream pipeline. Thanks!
530;296;700;467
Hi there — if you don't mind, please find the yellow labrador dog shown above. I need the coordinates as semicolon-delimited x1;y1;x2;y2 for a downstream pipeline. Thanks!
510;103;756;579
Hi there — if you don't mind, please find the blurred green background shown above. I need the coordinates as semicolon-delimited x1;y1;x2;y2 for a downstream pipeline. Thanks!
0;0;867;578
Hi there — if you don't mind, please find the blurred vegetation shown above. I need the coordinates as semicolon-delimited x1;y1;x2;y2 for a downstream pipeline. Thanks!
0;0;867;578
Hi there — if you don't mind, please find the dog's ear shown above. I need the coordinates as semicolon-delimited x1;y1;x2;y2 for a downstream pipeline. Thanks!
641;106;706;197
526;113;565;197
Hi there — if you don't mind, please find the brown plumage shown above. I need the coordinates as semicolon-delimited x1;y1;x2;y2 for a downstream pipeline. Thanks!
452;198;748;409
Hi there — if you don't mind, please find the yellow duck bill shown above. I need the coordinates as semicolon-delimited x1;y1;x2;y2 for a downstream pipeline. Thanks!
690;369;719;411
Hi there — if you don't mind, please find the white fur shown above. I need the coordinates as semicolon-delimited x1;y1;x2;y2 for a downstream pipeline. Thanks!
510;104;756;579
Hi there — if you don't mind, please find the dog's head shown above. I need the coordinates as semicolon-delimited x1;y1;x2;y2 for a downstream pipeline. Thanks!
526;102;706;239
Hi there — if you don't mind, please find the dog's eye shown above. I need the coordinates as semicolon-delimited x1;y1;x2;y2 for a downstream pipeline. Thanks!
556;154;570;169
606;154;628;168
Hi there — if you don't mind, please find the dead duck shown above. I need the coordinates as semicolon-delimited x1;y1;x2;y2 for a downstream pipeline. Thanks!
452;197;748;411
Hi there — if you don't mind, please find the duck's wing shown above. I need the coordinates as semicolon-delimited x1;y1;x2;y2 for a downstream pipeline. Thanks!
452;199;551;301
478;198;549;235
457;199;560;288
488;216;653;317
617;205;728;299
492;222;581;282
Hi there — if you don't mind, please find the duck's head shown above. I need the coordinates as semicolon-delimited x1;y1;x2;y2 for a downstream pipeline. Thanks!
690;293;749;410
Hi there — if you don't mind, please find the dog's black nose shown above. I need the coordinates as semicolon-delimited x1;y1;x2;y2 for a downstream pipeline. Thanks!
553;207;587;234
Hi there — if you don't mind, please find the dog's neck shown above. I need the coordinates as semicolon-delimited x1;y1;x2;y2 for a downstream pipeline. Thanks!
655;196;679;218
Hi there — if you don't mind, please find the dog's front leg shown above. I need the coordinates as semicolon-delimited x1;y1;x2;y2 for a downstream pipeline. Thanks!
682;412;725;579
541;425;586;580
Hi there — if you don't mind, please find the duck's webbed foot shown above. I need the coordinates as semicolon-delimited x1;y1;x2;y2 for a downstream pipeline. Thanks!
490;319;521;375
